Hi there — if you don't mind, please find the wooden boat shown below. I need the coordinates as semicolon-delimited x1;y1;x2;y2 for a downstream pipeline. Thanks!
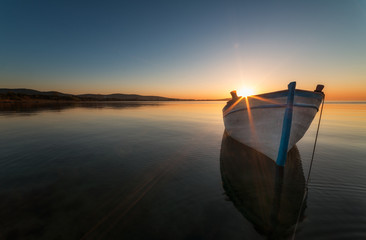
222;82;324;166
220;132;306;239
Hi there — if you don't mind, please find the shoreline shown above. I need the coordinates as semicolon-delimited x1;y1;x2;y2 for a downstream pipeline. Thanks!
0;99;228;104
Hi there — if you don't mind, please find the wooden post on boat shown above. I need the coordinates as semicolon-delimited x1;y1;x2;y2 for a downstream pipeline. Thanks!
276;82;296;166
230;90;239;100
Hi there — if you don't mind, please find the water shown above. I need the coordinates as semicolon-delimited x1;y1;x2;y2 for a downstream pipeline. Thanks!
0;101;365;239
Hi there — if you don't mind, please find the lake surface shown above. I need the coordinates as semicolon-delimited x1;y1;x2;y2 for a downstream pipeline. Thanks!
0;101;365;239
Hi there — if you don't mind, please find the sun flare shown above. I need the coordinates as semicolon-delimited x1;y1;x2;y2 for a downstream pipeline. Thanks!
237;88;255;97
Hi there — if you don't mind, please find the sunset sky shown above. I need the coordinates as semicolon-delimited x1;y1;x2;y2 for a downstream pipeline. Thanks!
1;0;365;100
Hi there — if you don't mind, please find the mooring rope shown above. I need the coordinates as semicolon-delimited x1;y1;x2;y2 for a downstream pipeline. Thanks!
291;95;325;240
306;96;325;184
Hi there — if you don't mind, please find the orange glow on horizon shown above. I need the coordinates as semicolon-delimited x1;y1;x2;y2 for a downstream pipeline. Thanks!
1;74;365;100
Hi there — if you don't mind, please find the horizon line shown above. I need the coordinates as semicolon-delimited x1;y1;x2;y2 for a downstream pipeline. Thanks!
0;87;365;102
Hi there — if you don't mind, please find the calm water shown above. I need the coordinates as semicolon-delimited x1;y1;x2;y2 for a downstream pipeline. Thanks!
0;101;365;239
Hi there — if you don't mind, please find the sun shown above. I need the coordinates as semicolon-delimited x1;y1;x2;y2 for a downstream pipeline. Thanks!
237;88;255;97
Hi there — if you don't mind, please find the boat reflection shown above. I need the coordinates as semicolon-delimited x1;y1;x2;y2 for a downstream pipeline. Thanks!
0;101;162;116
220;131;307;239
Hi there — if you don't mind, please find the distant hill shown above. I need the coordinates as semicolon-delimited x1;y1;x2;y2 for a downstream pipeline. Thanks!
0;88;185;101
0;88;71;96
78;93;177;101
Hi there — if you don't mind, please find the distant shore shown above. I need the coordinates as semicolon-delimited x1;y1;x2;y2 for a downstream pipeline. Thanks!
0;99;227;104
0;98;228;104
0;88;229;102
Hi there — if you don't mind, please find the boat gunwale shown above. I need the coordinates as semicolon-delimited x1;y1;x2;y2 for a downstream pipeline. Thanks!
255;89;324;100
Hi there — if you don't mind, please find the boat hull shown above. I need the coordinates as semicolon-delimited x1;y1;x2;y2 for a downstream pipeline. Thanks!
223;89;323;162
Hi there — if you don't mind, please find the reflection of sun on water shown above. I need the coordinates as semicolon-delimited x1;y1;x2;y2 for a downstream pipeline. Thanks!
237;88;255;98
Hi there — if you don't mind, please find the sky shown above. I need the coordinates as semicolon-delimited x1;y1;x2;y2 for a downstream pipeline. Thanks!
0;0;365;100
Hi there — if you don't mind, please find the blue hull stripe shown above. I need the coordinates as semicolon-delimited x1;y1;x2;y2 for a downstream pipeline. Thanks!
276;82;296;166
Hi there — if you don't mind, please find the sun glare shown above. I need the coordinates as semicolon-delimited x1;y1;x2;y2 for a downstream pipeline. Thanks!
237;88;255;97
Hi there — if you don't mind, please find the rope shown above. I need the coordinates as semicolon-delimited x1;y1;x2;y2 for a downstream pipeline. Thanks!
306;95;325;184
291;95;325;240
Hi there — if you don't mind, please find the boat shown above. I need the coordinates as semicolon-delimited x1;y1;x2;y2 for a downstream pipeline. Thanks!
222;82;324;166
220;132;306;239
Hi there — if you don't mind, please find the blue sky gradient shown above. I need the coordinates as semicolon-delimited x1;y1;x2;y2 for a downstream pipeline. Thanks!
1;0;365;99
